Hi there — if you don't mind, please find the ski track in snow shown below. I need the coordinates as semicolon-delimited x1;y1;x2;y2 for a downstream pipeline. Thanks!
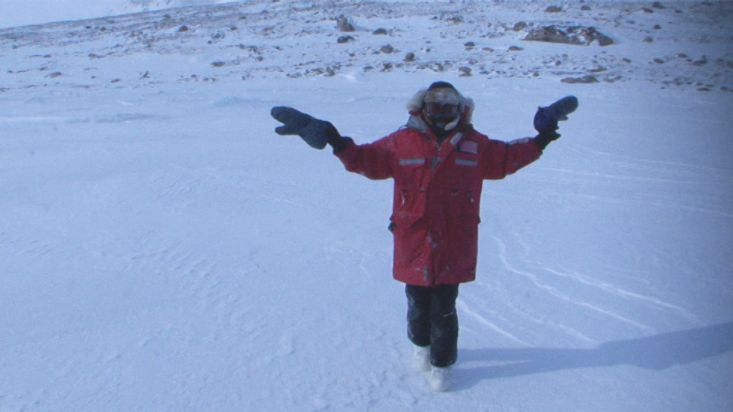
493;236;654;334
457;298;530;346
541;267;699;323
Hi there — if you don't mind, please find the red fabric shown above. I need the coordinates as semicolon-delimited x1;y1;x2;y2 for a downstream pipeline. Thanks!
336;127;541;286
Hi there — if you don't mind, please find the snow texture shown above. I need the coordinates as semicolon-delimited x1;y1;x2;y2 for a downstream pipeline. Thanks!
1;0;732;411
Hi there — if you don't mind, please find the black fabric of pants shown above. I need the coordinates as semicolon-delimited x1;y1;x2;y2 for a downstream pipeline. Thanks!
405;284;459;367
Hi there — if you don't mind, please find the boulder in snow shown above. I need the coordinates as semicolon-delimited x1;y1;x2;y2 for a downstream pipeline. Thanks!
524;25;614;46
561;75;599;84
336;15;355;32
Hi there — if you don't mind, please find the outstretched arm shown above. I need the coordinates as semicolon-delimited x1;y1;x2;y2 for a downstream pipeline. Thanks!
482;96;578;179
482;138;542;180
334;136;394;180
270;106;392;179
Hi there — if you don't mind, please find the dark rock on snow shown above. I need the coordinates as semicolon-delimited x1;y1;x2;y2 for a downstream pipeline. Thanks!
524;25;614;46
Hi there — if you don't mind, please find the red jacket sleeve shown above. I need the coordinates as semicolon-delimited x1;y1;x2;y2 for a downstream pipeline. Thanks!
335;136;394;180
482;137;541;180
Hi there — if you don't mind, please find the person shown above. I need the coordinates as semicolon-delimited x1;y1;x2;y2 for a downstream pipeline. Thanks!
271;81;564;391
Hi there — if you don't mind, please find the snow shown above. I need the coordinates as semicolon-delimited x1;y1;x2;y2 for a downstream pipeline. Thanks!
1;0;733;410
0;0;231;29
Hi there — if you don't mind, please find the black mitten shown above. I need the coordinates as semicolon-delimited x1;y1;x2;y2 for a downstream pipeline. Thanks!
271;106;343;150
534;124;560;150
532;95;578;151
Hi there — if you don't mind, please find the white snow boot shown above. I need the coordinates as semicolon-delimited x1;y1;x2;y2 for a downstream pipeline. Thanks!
427;365;452;392
412;345;431;372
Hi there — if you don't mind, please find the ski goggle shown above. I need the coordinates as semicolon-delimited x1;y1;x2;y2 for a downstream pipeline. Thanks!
424;102;459;117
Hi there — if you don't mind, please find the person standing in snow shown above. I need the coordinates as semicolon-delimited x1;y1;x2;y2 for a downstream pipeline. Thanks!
271;81;564;391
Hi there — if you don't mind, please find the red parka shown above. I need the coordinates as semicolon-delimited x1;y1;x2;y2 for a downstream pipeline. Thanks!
336;108;541;286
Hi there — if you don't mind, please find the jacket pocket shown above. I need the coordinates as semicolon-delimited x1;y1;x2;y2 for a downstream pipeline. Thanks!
448;189;480;221
391;213;427;268
448;214;480;276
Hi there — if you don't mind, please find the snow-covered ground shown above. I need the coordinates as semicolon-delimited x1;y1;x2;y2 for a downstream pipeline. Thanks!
0;0;232;29
1;1;732;411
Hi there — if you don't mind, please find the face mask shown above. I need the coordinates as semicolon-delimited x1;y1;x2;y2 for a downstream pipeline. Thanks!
425;102;459;129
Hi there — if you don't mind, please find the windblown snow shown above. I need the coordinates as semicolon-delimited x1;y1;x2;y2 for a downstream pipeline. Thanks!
1;1;732;411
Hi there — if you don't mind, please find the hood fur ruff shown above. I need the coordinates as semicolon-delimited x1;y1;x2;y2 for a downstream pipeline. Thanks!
405;86;475;132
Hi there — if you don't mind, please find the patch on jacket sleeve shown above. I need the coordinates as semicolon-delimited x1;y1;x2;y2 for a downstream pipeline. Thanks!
508;137;532;145
455;158;478;167
458;140;479;154
399;158;426;166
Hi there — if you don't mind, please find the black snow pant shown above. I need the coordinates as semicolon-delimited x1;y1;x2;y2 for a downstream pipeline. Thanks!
405;284;459;368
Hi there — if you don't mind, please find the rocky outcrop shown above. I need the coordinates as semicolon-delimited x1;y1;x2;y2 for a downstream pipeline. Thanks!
524;25;614;46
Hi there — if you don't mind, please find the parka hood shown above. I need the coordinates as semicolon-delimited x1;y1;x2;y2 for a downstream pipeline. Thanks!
405;83;475;133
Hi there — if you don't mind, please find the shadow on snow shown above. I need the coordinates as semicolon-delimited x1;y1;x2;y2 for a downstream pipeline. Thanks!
456;321;733;390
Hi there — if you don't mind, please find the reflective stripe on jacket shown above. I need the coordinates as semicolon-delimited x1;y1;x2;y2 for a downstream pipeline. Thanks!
336;126;541;286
